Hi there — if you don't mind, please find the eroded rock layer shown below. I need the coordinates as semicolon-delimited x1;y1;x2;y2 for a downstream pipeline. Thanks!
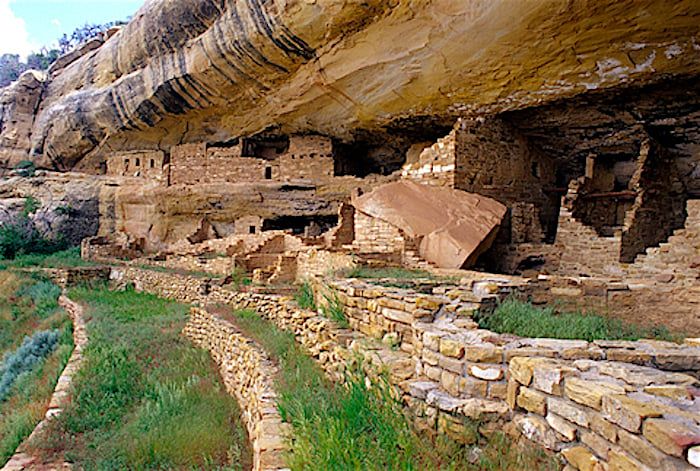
0;0;698;170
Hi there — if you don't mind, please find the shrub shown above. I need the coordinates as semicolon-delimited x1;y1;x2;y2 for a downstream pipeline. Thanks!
0;330;59;401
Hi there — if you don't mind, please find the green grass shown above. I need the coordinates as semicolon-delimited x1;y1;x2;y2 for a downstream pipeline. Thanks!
477;298;678;342
320;293;348;328
338;265;432;280
226;308;558;471
0;247;91;269
294;281;316;310
0;271;73;467
31;287;251;471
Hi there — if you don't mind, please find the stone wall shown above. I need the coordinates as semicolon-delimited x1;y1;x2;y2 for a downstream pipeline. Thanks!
400;129;456;187
183;308;289;471
170;143;207;185
111;266;700;470
352;211;406;260
106;150;166;182
279;136;334;182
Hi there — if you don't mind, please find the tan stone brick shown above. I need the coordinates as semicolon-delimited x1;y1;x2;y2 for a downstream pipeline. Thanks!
617;428;670;469
642;385;692;401
438;354;465;375
488;381;508;400
423;349;440;366
425;365;442;381
642;418;700;458
504;347;559;360
459;377;488;397
464;345;503;363
608;449;645;471
562;348;604;361
513;415;559;450
467;363;504;381
517;387;547;416
561;445;599;471
378;297;404;310
605;349;652;365
441;370;460;396
508;356;550;386
532;362;577;395
564;377;625;411
655;351;700;371
546;413;577;441
581;431;611;459
416;295;444;311
548;396;589;427
507;378;519;410
602;394;663;433
590;413;617;443
423;330;442;351
440;338;465;358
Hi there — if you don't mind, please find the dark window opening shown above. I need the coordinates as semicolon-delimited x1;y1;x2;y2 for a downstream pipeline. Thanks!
532;162;540;178
150;159;155;168
262;215;338;236
135;158;140;167
265;166;272;180
249;226;256;234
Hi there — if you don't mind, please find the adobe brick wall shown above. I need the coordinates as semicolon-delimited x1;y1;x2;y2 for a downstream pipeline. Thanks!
106;150;166;182
170;143;207;185
352;211;406;256
279;136;334;182
400;130;457;187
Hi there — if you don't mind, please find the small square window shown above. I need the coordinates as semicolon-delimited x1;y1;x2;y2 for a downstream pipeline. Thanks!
249;226;256;234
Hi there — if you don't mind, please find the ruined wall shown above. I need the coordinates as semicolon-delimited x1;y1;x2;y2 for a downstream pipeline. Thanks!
279;136;334;182
455;117;559;243
170;143;207;185
621;140;688;263
400;130;456;187
352;211;406;259
106;150;166;181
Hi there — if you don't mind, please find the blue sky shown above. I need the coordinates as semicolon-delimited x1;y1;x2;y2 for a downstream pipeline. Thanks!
1;0;144;57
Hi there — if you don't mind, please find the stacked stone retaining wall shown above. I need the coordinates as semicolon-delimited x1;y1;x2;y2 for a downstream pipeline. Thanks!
112;267;700;470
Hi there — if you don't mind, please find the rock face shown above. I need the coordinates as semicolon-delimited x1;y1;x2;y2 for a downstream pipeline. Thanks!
0;0;698;170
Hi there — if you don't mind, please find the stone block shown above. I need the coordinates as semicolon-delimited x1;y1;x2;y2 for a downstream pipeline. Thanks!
438;354;465;375
425;365;442;381
564;377;626;411
467;363;504;381
423;330;442;351
382;307;413;325
642;418;700;458
532;362;577;395
508;356;551;386
408;380;439;400
423;349;439;366
655;350;700;371
507;378;519;410
562;348;604;361
608;449;645;471
464;345;503;363
581;431;611;459
561;445;599;471
590;413;617;443
459;376;488;397
504;347;559;360
440;338;465;358
488;381;508;400
513;414;560;450
617;428;671;469
416;295;444;311
517;387;547;416
602;394;663;433
546;413;577;441
548;396;589;427
605;349;652;365
441;370;460;396
643;385;692;401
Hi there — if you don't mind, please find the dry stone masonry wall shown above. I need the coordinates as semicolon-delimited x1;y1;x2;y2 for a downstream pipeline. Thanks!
112;266;700;470
183;308;289;471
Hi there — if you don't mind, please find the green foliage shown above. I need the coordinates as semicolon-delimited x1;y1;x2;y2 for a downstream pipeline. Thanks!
15;161;35;178
294;281;316;310
321;293;348;328
35;287;251;470
0;330;59;401
7;247;89;269
0;200;69;260
230;309;557;471
477;298;677;342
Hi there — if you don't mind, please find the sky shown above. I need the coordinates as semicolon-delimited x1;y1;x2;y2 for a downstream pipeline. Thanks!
0;0;145;58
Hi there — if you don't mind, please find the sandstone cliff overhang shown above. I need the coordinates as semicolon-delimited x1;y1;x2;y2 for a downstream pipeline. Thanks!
352;181;507;269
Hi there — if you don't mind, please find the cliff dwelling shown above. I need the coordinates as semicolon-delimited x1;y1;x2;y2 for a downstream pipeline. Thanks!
1;1;700;470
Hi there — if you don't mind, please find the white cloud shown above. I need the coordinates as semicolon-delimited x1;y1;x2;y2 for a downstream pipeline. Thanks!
0;0;35;58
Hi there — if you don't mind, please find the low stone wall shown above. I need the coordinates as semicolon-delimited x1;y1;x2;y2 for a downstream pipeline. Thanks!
112;266;700;471
183;308;289;471
2;295;88;471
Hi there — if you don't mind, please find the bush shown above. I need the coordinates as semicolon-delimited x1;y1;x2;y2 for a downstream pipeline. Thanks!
0;330;59;401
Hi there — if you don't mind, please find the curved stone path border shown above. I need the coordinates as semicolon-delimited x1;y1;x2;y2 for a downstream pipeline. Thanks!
184;307;291;471
2;295;87;471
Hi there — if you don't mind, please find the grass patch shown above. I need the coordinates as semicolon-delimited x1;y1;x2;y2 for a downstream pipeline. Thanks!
4;247;90;269
338;265;432;280
0;271;73;467
32;287;251;470
226;308;558;470
477;298;678;342
294;281;316;311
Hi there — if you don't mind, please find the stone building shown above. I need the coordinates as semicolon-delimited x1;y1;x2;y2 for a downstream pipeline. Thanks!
168;134;334;186
106;150;167;182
